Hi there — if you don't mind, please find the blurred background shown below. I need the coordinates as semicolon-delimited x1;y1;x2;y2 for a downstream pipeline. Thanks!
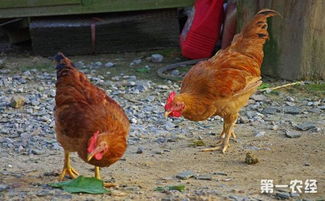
0;0;324;80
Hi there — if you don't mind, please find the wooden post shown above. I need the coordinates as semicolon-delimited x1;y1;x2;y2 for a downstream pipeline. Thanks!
237;0;325;80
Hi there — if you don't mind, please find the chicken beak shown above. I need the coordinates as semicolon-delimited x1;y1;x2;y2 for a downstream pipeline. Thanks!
164;111;171;118
87;145;106;161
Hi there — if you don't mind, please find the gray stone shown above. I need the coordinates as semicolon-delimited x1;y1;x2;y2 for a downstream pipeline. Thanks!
228;195;249;201
131;118;137;124
0;184;8;192
157;85;169;90
165;122;175;131
176;170;195;180
31;100;40;106
213;172;228;176
290;192;300;197
285;101;295;106
285;130;302;138
161;197;173;201
123;186;141;191
286;96;295;102
245;111;256;119
130;59;142;66
307;102;313;106
295;122;317;131
283;106;301;114
104;62;115;68
275;192;290;199
238;116;249;124
128;81;136;86
255;131;266;137
271;125;279;130
308;108;321;113
128;75;137;80
111;76;120;81
32;149;45;155
262;107;279;115
151;54;164;63
251;94;267;101
94;61;103;67
196;174;212;180
170;70;180;76
10;95;25;108
75;61;85;68
36;190;54;197
146;96;155;102
0;59;5;67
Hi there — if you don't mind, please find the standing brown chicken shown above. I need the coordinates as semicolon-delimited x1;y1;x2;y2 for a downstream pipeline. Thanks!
164;9;279;153
54;53;130;186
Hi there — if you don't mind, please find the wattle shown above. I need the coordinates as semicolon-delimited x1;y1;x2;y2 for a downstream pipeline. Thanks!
95;152;104;160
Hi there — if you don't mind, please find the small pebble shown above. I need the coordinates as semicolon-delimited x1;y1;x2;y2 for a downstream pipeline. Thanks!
136;147;143;154
285;130;302;138
104;62;115;68
295;122;317;131
275;192;290;199
255;131;265;137
150;54;164;63
196;174;212;181
10;95;25;108
176;171;195;180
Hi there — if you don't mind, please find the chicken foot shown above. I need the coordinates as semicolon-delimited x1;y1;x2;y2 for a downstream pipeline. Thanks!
219;125;237;140
58;152;79;181
202;114;238;153
95;166;117;188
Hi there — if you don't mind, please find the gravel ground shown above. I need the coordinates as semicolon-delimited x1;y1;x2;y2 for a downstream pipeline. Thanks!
0;52;324;201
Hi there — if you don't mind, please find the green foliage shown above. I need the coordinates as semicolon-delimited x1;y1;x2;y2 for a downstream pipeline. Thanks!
135;66;150;73
49;176;110;194
305;83;325;91
258;83;270;90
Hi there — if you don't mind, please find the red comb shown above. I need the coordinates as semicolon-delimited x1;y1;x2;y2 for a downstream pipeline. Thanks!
87;130;100;153
167;92;176;103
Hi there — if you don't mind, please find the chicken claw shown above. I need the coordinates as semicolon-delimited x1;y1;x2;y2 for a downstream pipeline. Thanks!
220;130;236;140
94;166;118;188
104;182;117;188
202;135;231;153
59;152;79;181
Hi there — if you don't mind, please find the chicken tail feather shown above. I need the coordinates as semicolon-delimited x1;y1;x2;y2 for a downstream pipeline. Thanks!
256;9;281;18
240;9;280;40
54;52;75;70
54;52;76;79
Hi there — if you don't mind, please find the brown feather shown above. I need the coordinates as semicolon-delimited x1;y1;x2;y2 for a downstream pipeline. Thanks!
55;53;129;167
174;9;279;120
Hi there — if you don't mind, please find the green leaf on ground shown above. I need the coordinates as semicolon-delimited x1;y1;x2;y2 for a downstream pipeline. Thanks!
136;67;150;73
258;83;270;89
49;176;110;194
155;185;186;192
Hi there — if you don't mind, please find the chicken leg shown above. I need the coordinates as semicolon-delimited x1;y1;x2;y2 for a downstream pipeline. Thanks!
94;166;117;188
58;151;79;181
202;113;238;153
219;121;237;140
